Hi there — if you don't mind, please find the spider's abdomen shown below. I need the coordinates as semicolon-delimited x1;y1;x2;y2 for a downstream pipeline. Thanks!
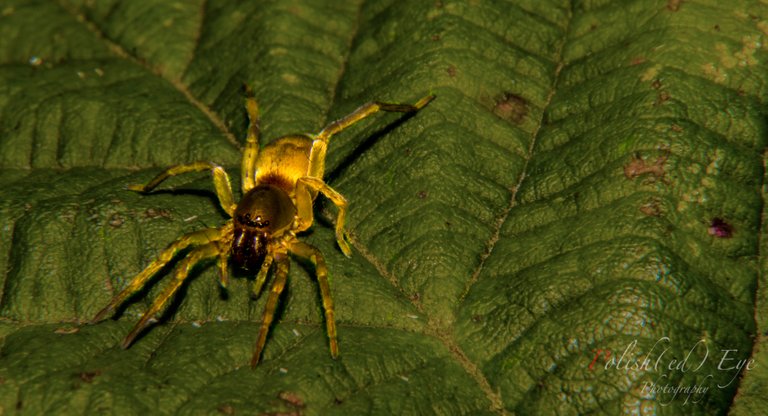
254;135;313;190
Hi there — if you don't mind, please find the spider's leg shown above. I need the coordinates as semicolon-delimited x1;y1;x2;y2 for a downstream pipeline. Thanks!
91;226;225;323
290;241;338;359
251;253;274;299
297;176;350;257
307;94;434;178
251;252;289;366
293;182;314;232
241;85;261;193
129;162;236;216
216;251;229;289
121;242;223;348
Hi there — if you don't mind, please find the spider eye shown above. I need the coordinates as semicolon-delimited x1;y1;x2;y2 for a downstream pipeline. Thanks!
239;213;270;228
235;184;296;232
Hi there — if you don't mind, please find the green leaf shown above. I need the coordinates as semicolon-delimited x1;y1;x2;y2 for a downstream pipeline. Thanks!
1;0;767;414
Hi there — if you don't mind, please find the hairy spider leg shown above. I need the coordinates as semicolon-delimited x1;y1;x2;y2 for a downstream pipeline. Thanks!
216;250;230;289
296;176;350;256
251;252;290;366
293;95;436;255
128;162;236;216
241;85;261;193
292;179;316;236
121;242;225;348
251;253;274;299
91;226;227;324
307;94;436;178
290;241;337;359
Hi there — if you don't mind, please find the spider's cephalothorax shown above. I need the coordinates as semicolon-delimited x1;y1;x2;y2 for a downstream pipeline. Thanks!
232;184;296;271
91;87;434;366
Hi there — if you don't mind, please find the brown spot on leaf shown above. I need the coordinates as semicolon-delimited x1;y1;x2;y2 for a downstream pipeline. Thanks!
655;91;671;106
640;199;662;217
144;208;172;219
624;153;668;182
670;124;683;132
278;392;305;408
667;0;683;11
708;217;733;238
217;404;235;415
493;92;528;124
417;190;428;199
431;34;441;41
79;370;102;383
109;213;125;228
630;56;646;66
651;79;662;90
446;65;457;77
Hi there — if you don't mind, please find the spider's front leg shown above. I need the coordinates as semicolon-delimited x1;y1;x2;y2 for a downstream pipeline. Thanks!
251;251;290;366
250;253;274;299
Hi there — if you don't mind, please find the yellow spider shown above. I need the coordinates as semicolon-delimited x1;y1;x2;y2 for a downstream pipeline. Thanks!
91;88;434;366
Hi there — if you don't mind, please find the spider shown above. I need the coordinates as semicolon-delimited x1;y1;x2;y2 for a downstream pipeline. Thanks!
91;87;434;366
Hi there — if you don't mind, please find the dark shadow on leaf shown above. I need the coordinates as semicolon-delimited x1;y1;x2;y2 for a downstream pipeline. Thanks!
324;111;420;183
